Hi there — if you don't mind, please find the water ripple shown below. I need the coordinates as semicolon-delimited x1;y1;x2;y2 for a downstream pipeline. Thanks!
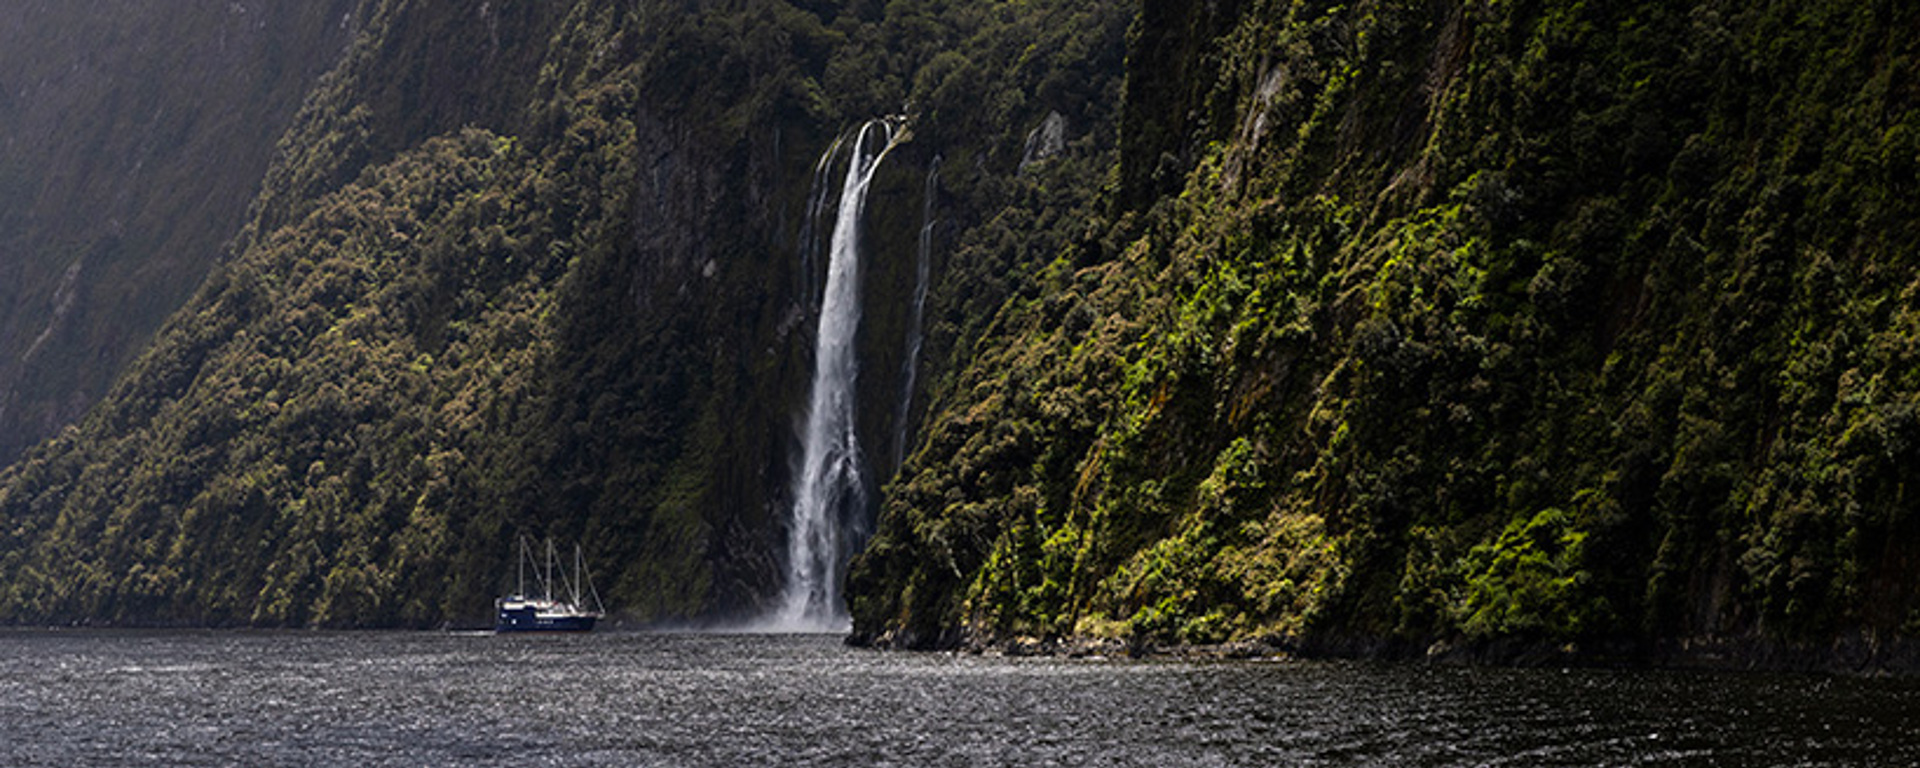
0;630;1915;766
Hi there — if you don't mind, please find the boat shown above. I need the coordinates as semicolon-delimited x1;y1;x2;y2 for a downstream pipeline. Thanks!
495;536;606;632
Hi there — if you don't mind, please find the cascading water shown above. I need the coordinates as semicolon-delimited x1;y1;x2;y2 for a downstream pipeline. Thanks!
892;155;940;472
772;118;905;631
796;133;850;305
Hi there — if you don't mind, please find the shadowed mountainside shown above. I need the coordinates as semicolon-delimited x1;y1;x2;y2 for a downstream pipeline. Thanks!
849;0;1920;671
0;0;355;464
2;0;1917;672
0;0;1129;628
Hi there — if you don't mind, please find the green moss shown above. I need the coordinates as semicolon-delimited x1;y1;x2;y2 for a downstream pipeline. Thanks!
0;0;1139;629
852;0;1920;655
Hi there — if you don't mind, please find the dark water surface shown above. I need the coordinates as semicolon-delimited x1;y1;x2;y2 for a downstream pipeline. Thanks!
1;629;1915;766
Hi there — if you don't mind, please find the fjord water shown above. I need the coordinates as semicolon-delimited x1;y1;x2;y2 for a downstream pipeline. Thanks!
4;630;1916;766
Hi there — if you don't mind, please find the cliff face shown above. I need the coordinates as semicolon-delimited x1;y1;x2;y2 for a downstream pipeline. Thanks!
849;0;1920;664
3;0;1916;665
0;0;1130;627
0;0;355;466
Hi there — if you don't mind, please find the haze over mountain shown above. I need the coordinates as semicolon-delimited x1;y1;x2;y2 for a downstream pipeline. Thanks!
0;0;353;464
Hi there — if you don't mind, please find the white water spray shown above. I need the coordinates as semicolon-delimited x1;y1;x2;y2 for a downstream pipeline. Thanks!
772;119;905;631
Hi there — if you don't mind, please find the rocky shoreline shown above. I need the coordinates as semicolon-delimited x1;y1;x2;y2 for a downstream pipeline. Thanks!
855;629;1920;676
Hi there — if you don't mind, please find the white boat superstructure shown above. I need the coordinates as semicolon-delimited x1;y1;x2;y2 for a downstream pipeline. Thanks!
495;536;604;632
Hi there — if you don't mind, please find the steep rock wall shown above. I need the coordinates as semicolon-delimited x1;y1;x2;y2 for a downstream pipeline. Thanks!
0;0;356;465
851;0;1920;670
0;0;1131;628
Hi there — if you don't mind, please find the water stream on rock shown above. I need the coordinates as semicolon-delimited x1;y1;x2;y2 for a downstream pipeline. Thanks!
891;155;939;473
772;118;904;631
795;132;849;307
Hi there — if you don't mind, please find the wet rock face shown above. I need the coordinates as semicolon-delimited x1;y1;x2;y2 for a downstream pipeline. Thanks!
0;0;1137;630
0;0;354;466
1020;111;1068;172
849;0;1920;667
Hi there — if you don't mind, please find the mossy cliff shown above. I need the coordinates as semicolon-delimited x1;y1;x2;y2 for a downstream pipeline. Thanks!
0;0;354;466
849;0;1920;666
1;0;1916;666
0;0;1128;628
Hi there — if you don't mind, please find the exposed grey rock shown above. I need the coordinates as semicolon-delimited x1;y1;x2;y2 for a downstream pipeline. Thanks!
1019;111;1069;173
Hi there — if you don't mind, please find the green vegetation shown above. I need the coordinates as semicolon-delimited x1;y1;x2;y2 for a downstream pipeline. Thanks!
0;0;353;465
0;0;1130;628
2;0;1915;668
849;0;1920;660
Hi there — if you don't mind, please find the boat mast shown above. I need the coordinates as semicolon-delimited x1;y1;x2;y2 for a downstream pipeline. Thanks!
571;544;584;607
544;538;555;602
581;543;606;615
516;535;526;598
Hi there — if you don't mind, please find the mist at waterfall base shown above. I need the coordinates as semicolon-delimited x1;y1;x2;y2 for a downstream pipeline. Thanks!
766;119;906;632
9;629;1918;767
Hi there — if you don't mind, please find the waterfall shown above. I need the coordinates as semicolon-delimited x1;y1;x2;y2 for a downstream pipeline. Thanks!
796;132;850;306
892;155;940;472
773;118;904;631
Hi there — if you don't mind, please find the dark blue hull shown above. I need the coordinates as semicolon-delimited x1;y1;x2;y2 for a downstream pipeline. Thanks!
495;606;598;632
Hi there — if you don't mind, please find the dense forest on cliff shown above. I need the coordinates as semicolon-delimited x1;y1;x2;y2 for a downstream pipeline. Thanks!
851;0;1920;665
0;0;1129;627
0;0;352;465
1;0;1917;669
